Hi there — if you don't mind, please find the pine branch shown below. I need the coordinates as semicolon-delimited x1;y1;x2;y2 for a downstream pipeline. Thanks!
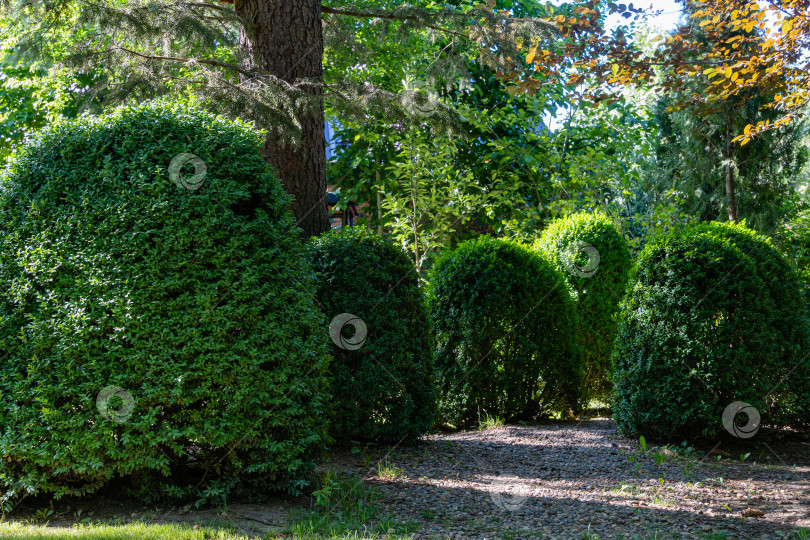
113;46;254;78
4;0;561;148
321;5;468;38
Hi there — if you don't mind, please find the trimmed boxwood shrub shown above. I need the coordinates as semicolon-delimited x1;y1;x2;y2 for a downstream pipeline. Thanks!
427;236;583;426
612;222;810;439
308;227;435;442
0;102;330;505
534;212;632;401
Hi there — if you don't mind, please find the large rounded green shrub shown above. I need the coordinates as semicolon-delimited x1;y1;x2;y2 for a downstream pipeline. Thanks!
534;212;632;401
0;102;330;504
427;236;583;426
612;222;810;439
308;227;435;442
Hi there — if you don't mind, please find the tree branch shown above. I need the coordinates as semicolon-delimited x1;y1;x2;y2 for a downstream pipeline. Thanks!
320;5;468;38
113;46;254;77
185;2;238;15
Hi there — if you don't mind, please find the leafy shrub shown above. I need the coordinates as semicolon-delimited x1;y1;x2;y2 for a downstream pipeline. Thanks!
534;212;632;401
612;222;810;439
0;102;330;507
308;227;435;442
427;236;583;426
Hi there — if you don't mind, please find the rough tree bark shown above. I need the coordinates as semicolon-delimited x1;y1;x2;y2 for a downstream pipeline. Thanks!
235;0;330;237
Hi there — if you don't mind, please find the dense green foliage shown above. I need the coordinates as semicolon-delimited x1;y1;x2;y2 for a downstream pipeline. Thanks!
328;62;659;258
0;102;329;507
612;222;810;439
326;62;564;271
775;209;810;294
534;212;632;401
308;227;435;442
427;236;583;426
0;0;808;469
646;94;806;233
0;8;94;162
640;4;807;234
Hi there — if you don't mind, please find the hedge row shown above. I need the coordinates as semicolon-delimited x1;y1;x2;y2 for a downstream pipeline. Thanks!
2;101;809;512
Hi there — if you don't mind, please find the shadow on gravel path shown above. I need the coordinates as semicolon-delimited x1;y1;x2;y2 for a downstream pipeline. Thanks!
344;419;809;539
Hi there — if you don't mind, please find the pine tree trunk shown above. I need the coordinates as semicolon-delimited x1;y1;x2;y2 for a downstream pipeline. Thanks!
235;0;330;237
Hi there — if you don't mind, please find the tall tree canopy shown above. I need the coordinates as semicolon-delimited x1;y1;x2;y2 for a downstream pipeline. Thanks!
639;3;807;227
503;1;809;146
5;0;556;236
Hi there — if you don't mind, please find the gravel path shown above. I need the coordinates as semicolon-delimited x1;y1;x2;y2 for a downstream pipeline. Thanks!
337;419;809;539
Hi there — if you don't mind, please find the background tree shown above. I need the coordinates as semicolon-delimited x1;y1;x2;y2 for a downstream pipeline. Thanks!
677;0;810;142
327;32;660;253
327;60;564;268
651;4;805;226
646;90;805;231
497;1;809;148
511;1;807;227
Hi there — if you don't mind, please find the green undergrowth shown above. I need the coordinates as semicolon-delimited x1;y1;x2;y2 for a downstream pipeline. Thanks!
282;470;416;538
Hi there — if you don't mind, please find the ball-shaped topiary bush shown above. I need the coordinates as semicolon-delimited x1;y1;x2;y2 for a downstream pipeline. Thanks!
0;101;330;504
534;212;632;401
427;236;583;426
308;226;435;442
612;222;810;439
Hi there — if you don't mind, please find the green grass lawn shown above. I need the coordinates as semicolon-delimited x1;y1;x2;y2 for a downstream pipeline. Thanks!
0;522;411;540
0;522;256;539
0;469;416;540
1;519;806;540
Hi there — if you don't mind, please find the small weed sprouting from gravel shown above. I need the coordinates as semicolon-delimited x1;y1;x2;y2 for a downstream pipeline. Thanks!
302;469;376;519
498;525;530;540
612;483;641;496
649;493;676;507
701;533;730;540
377;460;406;480
649;477;677;507
583;525;600;539
478;412;505;431
377;516;418;537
